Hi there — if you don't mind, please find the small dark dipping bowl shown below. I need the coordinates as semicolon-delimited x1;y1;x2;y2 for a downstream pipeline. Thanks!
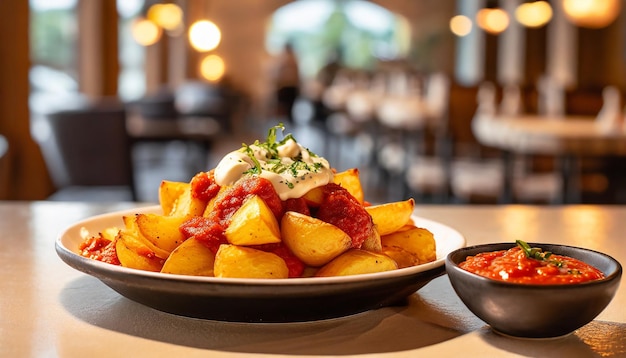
445;243;622;339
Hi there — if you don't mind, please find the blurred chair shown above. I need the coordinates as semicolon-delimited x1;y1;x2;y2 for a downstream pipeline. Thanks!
452;82;561;204
175;80;232;132
31;100;137;202
499;84;524;116
134;86;178;120
537;75;565;117
596;85;622;133
404;72;451;203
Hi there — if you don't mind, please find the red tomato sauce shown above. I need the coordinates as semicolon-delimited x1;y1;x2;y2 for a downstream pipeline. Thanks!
459;247;604;284
316;183;373;249
79;236;120;265
180;216;227;254
190;170;221;202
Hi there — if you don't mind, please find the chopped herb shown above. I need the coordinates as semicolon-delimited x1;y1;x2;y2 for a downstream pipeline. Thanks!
238;123;327;183
516;240;564;268
242;144;262;175
242;123;323;178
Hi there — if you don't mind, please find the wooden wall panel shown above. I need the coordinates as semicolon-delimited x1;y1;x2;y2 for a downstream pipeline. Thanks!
0;1;53;200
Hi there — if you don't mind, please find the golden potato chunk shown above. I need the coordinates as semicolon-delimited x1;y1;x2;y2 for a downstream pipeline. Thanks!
169;185;207;217
333;168;365;204
281;211;352;267
302;168;364;207
302;186;324;207
381;227;436;268
224;195;281;246
136;213;187;253
365;198;415;236
115;231;164;272
122;215;170;259
158;180;188;215
100;226;121;242
214;244;289;279
161;237;215;276
360;226;382;252
315;249;398;277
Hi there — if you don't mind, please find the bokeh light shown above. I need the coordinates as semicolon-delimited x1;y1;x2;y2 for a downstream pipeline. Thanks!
476;8;510;35
563;0;621;29
199;54;225;82
450;15;473;37
147;3;183;31
189;20;222;52
131;17;162;46
515;1;552;28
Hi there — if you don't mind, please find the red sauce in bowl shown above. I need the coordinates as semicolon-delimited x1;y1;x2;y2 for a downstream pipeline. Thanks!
459;247;604;284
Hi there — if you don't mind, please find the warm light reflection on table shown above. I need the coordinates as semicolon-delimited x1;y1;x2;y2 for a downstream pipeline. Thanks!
562;206;612;248
498;206;541;243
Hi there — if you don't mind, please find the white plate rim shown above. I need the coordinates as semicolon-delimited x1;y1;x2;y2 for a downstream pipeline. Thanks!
56;205;466;286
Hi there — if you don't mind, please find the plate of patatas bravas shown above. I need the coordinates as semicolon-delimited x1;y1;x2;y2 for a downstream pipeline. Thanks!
56;125;465;322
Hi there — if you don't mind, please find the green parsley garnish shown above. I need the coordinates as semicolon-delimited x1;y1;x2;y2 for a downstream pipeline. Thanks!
516;240;564;268
240;123;324;179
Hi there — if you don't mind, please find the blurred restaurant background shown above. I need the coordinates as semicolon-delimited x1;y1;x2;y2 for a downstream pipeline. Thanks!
1;0;626;204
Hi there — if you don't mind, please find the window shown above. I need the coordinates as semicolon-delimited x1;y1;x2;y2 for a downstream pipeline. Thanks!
118;0;146;101
267;0;410;79
29;0;79;112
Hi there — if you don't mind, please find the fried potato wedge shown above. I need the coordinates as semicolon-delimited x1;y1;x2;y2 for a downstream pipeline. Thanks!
100;226;121;242
224;195;281;246
202;185;230;217
214;244;289;279
169;185;207;218
159;180;189;215
365;198;415;236
360;226;382;252
302;168;364;207
122;215;170;259
381;227;436;269
315;249;398;277
302;186;324;207
281;211;352;267
161;237;215;276
115;231;165;272
136;213;187;253
333;168;364;204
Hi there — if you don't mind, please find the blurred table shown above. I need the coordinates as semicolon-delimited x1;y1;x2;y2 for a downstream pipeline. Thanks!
126;109;221;149
125;109;222;175
2;201;625;357
473;114;626;203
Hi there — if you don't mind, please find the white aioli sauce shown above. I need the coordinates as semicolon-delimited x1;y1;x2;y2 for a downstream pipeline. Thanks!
214;139;333;200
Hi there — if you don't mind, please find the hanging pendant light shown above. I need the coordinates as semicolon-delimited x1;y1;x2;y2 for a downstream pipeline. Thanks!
562;0;621;29
189;20;222;52
515;1;553;28
476;8;510;34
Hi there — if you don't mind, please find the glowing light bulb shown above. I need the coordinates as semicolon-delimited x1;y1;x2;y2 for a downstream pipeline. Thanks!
563;0;621;29
199;54;226;82
477;8;510;35
450;15;473;37
189;20;221;52
147;3;183;31
131;17;162;46
515;1;553;28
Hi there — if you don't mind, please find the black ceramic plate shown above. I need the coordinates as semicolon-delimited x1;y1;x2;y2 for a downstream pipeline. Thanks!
56;206;465;322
